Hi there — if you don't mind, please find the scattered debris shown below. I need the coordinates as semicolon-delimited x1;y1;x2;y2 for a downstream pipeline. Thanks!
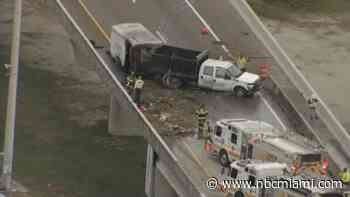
159;113;171;121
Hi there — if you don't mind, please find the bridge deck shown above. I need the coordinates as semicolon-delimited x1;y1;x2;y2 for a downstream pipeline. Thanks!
56;0;347;196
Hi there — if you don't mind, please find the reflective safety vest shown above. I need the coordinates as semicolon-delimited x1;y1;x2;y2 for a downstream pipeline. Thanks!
127;76;135;87
134;79;144;89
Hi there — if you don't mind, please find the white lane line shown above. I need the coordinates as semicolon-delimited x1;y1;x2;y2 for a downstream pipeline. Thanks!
183;0;234;58
183;0;287;131
155;30;168;43
181;139;211;177
258;92;287;131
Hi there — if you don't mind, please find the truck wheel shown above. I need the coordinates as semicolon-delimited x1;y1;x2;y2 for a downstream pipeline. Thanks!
234;87;247;97
166;76;183;89
234;191;244;197
219;150;230;167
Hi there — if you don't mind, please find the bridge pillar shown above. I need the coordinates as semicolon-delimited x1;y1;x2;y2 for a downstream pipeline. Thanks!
108;94;144;136
145;145;178;197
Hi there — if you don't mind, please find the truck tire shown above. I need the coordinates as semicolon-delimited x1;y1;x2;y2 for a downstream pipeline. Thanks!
234;87;247;97
234;191;244;197
162;73;169;86
163;72;183;89
167;76;183;89
219;150;230;167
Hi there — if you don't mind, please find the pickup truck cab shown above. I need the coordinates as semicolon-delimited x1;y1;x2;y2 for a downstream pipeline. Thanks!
199;59;260;96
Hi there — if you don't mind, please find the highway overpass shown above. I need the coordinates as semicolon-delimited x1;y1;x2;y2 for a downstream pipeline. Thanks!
34;0;350;196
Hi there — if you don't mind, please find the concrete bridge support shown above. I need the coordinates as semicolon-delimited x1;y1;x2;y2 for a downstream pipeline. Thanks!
145;145;179;197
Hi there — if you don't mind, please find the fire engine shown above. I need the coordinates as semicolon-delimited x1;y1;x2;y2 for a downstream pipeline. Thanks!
208;118;328;176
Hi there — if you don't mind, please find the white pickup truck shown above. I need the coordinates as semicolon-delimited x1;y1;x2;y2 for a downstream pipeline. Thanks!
109;23;261;96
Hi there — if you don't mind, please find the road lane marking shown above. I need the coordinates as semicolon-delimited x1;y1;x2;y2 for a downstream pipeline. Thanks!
258;92;287;131
155;30;168;43
75;0;216;178
181;139;212;177
76;0;287;176
182;0;234;59
183;0;287;131
77;0;110;42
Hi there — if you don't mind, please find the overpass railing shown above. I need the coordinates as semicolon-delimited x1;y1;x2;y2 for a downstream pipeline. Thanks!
34;0;205;196
228;0;350;168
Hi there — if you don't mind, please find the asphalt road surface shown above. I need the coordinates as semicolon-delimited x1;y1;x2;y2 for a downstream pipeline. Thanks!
59;0;300;196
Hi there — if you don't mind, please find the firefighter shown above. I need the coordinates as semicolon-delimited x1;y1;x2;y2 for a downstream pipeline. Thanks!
196;104;208;139
203;121;210;141
126;72;136;94
339;168;350;185
134;75;144;107
236;55;248;72
307;94;319;120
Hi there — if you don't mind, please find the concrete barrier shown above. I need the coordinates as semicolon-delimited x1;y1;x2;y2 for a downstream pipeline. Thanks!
227;0;350;169
34;0;205;196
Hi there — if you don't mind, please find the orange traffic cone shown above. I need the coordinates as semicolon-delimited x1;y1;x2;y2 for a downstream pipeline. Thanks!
204;142;212;153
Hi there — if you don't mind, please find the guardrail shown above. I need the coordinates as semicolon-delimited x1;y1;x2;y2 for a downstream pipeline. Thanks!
228;0;350;168
35;0;205;196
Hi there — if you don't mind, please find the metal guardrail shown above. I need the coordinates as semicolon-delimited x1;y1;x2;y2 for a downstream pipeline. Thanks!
228;0;350;168
37;0;206;196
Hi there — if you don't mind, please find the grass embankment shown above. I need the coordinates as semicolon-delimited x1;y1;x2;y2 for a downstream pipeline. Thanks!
247;0;350;20
0;67;147;197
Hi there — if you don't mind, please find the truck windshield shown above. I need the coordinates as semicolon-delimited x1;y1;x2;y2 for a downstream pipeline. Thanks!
227;65;242;77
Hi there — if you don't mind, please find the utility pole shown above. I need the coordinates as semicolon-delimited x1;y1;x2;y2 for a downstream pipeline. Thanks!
2;0;22;191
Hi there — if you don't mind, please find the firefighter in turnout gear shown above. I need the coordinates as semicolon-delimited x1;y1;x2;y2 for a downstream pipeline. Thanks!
196;104;208;139
203;121;212;143
126;72;136;94
134;76;144;107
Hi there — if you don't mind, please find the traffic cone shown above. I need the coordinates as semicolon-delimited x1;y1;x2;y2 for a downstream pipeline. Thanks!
204;141;212;153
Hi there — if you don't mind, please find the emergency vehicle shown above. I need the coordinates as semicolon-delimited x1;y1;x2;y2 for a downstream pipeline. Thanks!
208;119;327;176
225;160;346;197
225;159;288;197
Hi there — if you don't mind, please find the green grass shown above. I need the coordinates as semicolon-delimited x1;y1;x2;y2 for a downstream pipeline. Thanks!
0;66;147;197
247;0;350;20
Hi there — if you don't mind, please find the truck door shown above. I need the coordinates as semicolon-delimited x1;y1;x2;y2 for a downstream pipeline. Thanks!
229;126;241;158
198;65;215;89
213;67;234;91
213;125;225;146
